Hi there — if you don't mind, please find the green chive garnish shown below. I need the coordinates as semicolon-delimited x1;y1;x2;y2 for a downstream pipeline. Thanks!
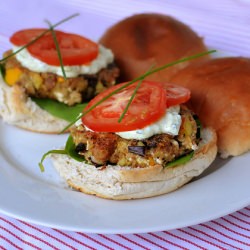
45;19;67;79
118;78;144;123
118;64;155;123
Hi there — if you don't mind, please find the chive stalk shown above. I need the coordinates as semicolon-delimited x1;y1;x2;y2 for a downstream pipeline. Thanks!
118;64;155;123
118;78;144;123
45;20;67;79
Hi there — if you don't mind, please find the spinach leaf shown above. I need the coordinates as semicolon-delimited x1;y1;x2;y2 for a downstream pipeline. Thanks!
165;151;194;168
193;115;202;139
65;135;86;162
38;135;85;172
31;97;87;122
39;149;67;172
0;63;6;78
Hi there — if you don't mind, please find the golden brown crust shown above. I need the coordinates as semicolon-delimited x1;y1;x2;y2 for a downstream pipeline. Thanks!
99;13;209;82
170;57;250;157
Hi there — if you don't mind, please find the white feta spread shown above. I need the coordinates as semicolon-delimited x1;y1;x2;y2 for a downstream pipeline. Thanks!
81;106;182;140
116;106;182;140
75;113;83;127
13;44;114;77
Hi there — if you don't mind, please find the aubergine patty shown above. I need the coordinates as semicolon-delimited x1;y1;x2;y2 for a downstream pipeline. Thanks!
71;106;200;168
3;50;119;106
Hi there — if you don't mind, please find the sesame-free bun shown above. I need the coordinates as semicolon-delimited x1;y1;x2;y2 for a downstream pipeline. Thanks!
51;128;217;200
171;57;250;158
0;76;68;133
99;13;209;82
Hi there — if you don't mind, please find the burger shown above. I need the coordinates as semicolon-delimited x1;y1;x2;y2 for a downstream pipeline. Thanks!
0;28;119;133
42;80;217;200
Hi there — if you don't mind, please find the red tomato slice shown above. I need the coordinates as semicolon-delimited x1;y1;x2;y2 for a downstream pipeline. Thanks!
82;81;167;132
162;82;191;107
10;29;98;66
10;29;52;46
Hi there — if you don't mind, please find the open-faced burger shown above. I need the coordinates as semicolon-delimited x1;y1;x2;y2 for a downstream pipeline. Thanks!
45;80;217;200
0;28;119;133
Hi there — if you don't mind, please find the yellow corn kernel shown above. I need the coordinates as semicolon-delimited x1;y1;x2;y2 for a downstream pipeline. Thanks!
149;157;155;166
118;157;127;166
5;68;22;86
137;141;145;146
95;81;106;94
57;76;65;83
30;72;43;89
184;118;192;137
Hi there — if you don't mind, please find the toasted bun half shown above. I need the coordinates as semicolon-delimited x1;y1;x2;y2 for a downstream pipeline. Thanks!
171;57;250;158
51;128;217;200
99;13;209;82
0;76;68;133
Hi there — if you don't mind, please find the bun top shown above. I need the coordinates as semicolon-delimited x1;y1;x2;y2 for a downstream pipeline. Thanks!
99;13;209;81
170;57;250;157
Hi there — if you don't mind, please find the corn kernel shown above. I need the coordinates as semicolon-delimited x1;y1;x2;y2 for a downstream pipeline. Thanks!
184;118;192;136
57;76;65;83
5;68;22;86
149;157;155;166
30;72;43;89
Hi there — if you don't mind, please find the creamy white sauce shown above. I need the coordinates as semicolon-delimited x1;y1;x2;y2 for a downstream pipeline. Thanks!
116;106;182;140
13;45;114;77
81;106;182;140
75;113;83;127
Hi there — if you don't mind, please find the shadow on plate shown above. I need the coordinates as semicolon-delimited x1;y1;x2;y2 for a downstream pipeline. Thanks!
191;156;232;182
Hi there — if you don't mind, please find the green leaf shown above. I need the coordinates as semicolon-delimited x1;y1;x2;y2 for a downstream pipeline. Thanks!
165;151;194;168
65;135;86;162
39;149;67;172
31;97;87;122
0;63;5;78
38;135;85;172
194;115;202;139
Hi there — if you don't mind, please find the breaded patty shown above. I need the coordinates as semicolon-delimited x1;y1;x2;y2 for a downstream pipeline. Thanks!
3;50;119;106
71;106;199;168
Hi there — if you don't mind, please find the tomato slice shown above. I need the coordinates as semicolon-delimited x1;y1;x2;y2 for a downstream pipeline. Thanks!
162;82;191;107
10;29;99;66
10;29;52;46
82;80;167;132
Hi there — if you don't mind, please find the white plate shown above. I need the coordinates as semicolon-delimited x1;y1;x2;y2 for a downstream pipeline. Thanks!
0;0;249;234
0;121;249;234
